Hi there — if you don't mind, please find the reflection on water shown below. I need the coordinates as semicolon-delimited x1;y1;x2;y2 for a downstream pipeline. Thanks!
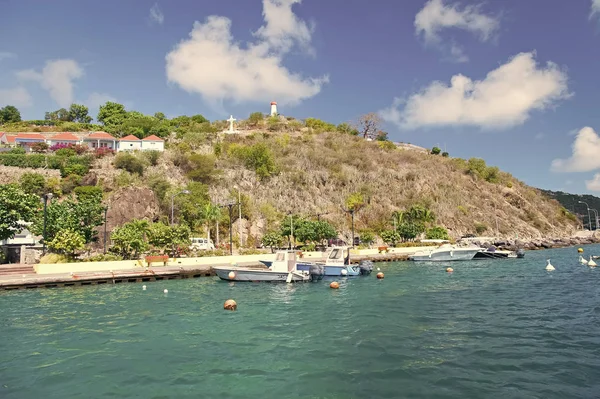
2;245;600;398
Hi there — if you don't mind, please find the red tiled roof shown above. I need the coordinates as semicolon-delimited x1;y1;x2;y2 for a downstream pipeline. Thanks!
142;134;164;141
15;133;46;140
50;132;79;141
6;136;16;143
119;134;141;141
0;132;5;139
87;131;116;140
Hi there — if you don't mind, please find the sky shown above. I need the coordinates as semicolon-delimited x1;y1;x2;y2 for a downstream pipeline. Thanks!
1;0;600;195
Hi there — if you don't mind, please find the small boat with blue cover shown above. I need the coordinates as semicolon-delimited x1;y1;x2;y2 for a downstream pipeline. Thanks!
214;250;311;282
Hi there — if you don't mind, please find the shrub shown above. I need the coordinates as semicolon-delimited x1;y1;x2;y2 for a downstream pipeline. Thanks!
248;112;264;126
185;153;218;183
30;142;49;153
114;153;146;175
8;147;26;154
305;118;336;132
60;163;88;177
61;175;81;194
55;147;77;157
19;172;46;196
474;222;487;235
431;147;441;155
0;153;47;168
45;177;62;197
39;253;72;264
380;230;401;246
377;140;396;151
71;144;89;155
141;150;161;166
84;254;123;262
47;229;85;256
74;185;103;200
229;143;278;180
425;226;450;240
94;148;115;158
442;152;449;157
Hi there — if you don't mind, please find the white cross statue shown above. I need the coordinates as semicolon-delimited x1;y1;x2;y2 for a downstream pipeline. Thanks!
227;115;236;133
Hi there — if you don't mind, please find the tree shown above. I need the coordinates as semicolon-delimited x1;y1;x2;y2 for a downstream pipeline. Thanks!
154;112;166;121
185;153;218;183
147;222;190;254
442;152;449;157
110;219;149;259
19;173;46;196
45;108;71;122
0;105;22;123
431;146;441;155
97;101;128;126
31;191;105;244
337;122;358;135
69;103;93;123
201;203;220;243
357;113;382;140
398;222;425;241
30;142;49;153
248;112;264;126
345;192;365;211
262;231;284;253
404;205;435;224
375;131;389;141
380;230;401;247
191;114;208;124
0;184;39;241
47;229;85;256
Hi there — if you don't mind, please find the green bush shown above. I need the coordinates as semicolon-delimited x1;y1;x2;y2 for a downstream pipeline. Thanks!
60;163;88;177
19;172;46;195
228;143;278;180
39;253;73;264
185;153;218;183
55;148;77;157
8;147;26;154
141;150;161;166
425;226;450;240
114;153;146;175
61;175;81;194
84;254;123;262
431;147;441;155
74;185;103;200
377;140;396;151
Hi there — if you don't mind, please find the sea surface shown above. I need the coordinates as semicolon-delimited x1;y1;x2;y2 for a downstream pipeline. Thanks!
2;245;600;398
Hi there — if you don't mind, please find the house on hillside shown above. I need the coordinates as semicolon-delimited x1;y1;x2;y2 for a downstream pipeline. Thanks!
84;131;117;150
140;135;165;152
14;133;46;150
118;135;142;151
47;132;80;147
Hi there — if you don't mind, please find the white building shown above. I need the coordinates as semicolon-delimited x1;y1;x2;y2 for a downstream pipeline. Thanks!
84;131;117;150
118;135;142;151
47;132;80;147
140;135;165;151
270;101;278;117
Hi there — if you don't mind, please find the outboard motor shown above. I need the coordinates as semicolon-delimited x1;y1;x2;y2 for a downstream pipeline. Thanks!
309;264;324;281
516;249;525;258
359;260;374;276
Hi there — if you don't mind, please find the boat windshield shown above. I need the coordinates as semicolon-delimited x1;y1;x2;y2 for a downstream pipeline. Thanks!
275;252;285;262
329;249;341;260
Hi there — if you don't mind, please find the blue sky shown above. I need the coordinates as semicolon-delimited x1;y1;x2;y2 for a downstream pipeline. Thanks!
1;0;600;194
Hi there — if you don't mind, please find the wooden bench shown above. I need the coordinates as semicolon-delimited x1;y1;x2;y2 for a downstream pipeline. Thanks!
145;255;169;267
378;246;389;254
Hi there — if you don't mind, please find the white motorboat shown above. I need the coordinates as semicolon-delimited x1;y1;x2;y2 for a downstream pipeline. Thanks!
409;244;482;262
213;250;311;282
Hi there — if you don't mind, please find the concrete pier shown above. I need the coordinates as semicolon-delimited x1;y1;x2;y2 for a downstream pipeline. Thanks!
0;249;415;291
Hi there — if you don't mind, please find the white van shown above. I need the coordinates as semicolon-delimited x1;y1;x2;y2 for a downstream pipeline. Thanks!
189;237;215;251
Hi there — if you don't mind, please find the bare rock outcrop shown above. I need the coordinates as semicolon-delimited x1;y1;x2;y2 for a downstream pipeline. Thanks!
0;166;60;184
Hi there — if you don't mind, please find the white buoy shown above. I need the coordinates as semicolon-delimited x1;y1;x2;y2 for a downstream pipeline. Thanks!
142;285;147;290
579;255;588;265
164;289;168;294
589;256;597;267
341;269;348;276
377;267;381;271
546;259;555;271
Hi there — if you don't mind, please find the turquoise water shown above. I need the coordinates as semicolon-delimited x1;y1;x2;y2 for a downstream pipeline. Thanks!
2;245;600;398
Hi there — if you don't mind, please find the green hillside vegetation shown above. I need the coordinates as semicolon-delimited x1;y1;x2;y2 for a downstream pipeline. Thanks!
0;102;581;262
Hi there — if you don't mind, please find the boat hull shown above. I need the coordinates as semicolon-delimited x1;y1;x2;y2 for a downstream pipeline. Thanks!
410;249;479;261
213;267;309;282
262;260;361;276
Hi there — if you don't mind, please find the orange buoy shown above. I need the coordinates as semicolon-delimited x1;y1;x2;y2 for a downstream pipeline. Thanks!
228;271;236;279
330;281;340;289
224;299;237;311
376;272;384;279
446;267;453;273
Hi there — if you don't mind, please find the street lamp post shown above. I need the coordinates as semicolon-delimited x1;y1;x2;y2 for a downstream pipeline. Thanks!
578;201;592;230
103;206;108;254
237;188;243;248
591;208;599;231
350;209;355;247
42;193;53;254
170;190;190;225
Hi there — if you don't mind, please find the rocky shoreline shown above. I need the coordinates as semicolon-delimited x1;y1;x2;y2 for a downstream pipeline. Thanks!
467;235;600;252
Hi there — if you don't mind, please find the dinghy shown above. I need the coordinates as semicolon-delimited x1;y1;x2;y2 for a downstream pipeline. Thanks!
214;250;312;282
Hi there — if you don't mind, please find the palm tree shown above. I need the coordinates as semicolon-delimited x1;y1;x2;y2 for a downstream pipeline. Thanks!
392;210;404;229
202;203;220;243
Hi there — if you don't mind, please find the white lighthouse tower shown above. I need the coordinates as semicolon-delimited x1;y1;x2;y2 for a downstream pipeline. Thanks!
270;101;278;117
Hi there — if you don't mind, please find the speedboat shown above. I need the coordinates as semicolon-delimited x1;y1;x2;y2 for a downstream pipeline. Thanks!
409;243;481;261
214;250;312;282
474;246;525;259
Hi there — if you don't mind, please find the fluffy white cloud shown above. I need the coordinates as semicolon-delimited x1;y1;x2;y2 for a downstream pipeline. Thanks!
379;52;569;129
0;87;32;107
551;127;600;173
17;59;83;108
165;0;327;106
586;174;600;191
415;0;499;61
591;0;600;19
150;3;164;25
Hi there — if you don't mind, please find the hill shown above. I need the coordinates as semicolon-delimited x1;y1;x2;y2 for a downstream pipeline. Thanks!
0;107;584;251
541;189;599;229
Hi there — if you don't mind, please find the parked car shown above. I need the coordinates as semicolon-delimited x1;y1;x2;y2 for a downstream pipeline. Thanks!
189;237;215;251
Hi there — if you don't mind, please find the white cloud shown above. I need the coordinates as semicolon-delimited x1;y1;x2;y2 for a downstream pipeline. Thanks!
150;3;164;25
449;43;468;63
165;0;327;107
415;0;499;61
379;52;569;129
551;127;600;172
0;87;32;107
591;0;600;19
17;59;83;108
586;174;600;191
0;52;17;61
86;92;118;112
